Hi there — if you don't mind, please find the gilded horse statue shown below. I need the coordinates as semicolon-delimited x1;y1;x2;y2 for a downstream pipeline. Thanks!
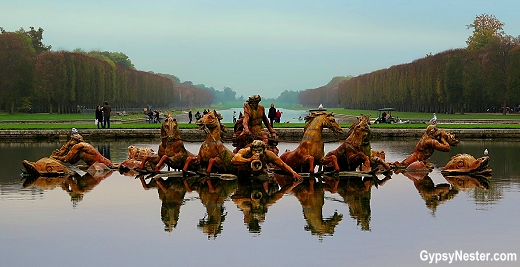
183;110;237;175
280;111;343;173
139;113;195;172
325;114;390;172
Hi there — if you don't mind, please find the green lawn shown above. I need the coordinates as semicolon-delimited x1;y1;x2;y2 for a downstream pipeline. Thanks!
0;111;182;121
324;108;520;121
1;109;519;130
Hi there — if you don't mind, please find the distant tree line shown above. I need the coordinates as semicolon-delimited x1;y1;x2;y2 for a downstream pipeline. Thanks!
300;14;520;114
299;76;352;108
337;45;520;113
0;27;213;113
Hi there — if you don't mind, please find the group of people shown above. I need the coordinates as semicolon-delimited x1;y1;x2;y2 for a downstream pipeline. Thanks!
268;104;282;125
147;109;161;124
232;110;243;123
95;101;112;129
187;105;281;126
188;109;205;123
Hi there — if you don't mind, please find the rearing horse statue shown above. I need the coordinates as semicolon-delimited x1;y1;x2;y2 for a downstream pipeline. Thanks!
280;111;343;173
325;114;389;172
139;113;195;172
183;110;237;175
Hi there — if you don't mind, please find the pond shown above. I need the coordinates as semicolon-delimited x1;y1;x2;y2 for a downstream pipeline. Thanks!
1;140;519;266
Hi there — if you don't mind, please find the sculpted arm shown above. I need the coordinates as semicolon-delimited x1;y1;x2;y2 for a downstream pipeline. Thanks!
266;151;302;179
52;141;74;157
432;137;451;152
53;143;87;164
231;148;252;165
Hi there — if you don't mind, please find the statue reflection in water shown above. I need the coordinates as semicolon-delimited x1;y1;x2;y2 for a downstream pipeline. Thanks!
23;170;113;208
443;174;490;191
277;175;343;240
232;176;300;234
401;172;458;215
140;175;238;237
189;178;237;239
323;175;390;232
139;176;189;232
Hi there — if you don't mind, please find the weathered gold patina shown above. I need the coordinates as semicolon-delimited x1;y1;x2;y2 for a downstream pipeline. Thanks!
183;110;237;174
138;114;195;172
395;124;459;170
442;153;491;175
280;111;343;173
51;129;114;168
326;114;390;172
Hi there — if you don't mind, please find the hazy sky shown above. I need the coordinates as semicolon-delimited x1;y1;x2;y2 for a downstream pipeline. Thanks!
3;0;520;98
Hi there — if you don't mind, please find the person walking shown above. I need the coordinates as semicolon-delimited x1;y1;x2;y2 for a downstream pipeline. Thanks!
95;105;103;129
188;109;193;123
154;110;160;123
268;103;276;126
147;109;154;123
233;111;237;124
102;101;112;129
275;109;282;123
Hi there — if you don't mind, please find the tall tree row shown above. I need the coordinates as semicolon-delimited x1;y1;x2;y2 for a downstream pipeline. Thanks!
30;51;174;112
173;81;214;108
333;46;520;113
300;14;520;113
299;76;351;108
0;28;213;113
0;32;36;113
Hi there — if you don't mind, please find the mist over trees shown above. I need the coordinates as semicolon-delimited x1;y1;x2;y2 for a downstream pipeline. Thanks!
6;14;517;114
299;76;352;108
0;27;212;113
188;83;301;107
0;25;294;113
299;14;520;114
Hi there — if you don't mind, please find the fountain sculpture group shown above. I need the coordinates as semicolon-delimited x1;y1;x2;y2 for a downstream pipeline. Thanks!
19;96;494;235
22;96;491;182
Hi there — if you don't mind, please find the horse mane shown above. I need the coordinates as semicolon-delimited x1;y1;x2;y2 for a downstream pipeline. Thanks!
208;110;227;139
304;111;333;132
347;114;371;139
162;113;175;127
218;122;227;139
160;113;181;141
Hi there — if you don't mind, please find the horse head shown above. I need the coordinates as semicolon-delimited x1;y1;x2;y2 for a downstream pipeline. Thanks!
161;113;180;143
198;110;227;138
304;111;343;134
304;111;343;133
323;112;343;134
350;114;371;135
344;114;372;150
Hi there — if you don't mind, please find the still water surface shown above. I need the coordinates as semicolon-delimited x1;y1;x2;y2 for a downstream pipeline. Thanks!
1;140;519;266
